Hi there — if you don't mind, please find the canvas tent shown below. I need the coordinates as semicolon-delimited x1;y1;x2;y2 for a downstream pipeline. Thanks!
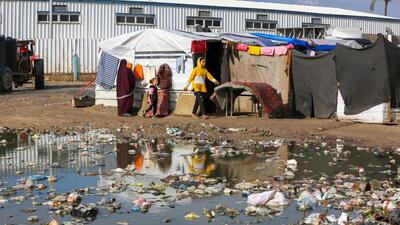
226;45;292;109
336;34;400;115
291;50;337;118
95;29;220;110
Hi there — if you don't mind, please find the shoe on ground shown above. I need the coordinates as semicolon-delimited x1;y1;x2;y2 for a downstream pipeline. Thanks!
121;113;132;117
202;115;209;120
191;114;199;119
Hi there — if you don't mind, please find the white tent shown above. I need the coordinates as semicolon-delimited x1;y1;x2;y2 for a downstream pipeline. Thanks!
95;29;219;107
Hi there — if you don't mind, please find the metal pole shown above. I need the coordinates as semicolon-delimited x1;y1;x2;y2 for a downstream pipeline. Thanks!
49;0;53;39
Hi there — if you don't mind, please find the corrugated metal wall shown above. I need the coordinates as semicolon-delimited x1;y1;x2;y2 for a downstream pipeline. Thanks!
1;0;400;74
35;38;100;74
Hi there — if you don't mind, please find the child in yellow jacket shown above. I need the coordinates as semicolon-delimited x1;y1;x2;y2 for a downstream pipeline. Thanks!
184;57;219;119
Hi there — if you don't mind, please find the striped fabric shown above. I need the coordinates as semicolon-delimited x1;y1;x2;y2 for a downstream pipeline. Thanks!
96;52;120;90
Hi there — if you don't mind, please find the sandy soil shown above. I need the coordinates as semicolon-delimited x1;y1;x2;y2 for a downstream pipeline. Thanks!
0;82;399;149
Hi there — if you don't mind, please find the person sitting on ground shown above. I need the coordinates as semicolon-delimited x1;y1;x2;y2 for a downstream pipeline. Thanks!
141;78;158;118
184;57;220;119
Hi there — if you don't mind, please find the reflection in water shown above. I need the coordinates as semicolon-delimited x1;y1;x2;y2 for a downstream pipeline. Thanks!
116;142;288;181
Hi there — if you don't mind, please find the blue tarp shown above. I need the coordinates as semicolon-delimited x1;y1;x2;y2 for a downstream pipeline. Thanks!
312;45;336;51
251;33;337;51
220;33;275;47
251;33;309;48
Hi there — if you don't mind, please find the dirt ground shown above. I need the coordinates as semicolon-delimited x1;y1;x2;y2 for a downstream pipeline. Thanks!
0;82;399;149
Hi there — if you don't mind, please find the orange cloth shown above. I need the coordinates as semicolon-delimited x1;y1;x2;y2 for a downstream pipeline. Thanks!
127;62;133;70
134;153;144;171
134;64;144;80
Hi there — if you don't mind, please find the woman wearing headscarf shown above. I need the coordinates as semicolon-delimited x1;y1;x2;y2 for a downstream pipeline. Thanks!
116;59;135;116
184;57;220;119
156;64;173;117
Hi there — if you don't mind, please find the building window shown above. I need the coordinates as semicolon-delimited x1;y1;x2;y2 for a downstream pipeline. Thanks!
245;19;278;30
187;16;222;28
198;10;211;17
302;18;329;28
116;13;156;25
37;13;48;22
245;15;277;30
311;18;322;24
129;7;143;14
256;15;269;20
37;11;80;23
53;5;67;12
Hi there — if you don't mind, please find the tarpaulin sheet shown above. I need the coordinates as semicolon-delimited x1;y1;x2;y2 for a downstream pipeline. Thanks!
214;81;283;116
228;47;291;105
220;33;275;47
336;35;391;115
252;33;309;47
292;50;337;118
383;36;400;108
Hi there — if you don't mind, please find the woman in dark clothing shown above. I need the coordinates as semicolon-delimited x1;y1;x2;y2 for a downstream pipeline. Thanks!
156;64;173;117
116;59;135;117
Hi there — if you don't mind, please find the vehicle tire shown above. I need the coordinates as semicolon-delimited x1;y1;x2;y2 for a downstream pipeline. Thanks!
34;59;45;90
0;67;13;92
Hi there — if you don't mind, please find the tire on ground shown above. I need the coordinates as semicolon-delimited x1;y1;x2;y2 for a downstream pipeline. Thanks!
0;67;13;92
34;59;45;90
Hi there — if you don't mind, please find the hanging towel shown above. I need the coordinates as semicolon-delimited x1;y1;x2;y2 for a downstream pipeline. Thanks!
275;46;289;56
236;43;248;51
176;56;186;73
96;52;120;90
261;47;275;56
134;64;144;80
248;46;261;56
136;66;157;88
191;40;207;53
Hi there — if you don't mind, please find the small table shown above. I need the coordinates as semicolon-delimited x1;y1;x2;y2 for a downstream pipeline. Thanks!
224;89;261;117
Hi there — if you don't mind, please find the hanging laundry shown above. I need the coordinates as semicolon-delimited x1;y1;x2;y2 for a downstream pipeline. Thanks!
127;62;133;71
96;51;120;90
248;46;261;56
191;40;207;53
236;43;248;51
261;47;275;56
176;56;186;73
134;64;144;80
136;66;157;88
275;46;289;56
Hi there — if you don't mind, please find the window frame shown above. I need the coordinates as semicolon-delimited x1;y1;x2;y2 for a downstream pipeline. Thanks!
115;13;156;26
52;5;67;13
198;10;211;17
37;11;81;24
129;7;143;15
311;18;322;24
245;19;278;30
186;16;222;28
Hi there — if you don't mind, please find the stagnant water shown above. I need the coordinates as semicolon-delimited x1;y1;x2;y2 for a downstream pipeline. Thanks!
0;131;398;225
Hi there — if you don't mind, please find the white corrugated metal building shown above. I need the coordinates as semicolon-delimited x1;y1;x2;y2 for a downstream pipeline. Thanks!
1;0;400;75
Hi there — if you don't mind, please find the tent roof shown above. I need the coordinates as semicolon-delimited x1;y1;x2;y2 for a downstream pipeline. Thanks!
118;0;398;20
220;33;275;47
99;29;194;56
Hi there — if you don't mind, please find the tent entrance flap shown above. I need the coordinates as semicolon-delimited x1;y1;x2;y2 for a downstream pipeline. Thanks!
204;41;222;114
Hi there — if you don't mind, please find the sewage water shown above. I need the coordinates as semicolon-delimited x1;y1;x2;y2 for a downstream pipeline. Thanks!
0;132;398;224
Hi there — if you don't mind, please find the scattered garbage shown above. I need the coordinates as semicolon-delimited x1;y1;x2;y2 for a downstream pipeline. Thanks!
70;204;99;220
0;130;399;225
184;212;200;221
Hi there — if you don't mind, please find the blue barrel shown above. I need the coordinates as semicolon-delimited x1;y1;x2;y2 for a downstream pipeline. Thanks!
72;54;79;81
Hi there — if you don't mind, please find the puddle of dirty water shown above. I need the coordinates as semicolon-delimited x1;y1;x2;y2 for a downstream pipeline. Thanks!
0;131;398;225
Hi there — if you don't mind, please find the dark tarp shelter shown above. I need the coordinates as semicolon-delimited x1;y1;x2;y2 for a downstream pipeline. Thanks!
292;50;337;118
336;34;400;115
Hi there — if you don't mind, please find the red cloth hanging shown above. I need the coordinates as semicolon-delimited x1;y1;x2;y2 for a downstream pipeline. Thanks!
191;40;207;53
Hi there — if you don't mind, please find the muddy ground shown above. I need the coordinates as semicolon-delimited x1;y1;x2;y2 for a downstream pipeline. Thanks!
0;82;399;148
